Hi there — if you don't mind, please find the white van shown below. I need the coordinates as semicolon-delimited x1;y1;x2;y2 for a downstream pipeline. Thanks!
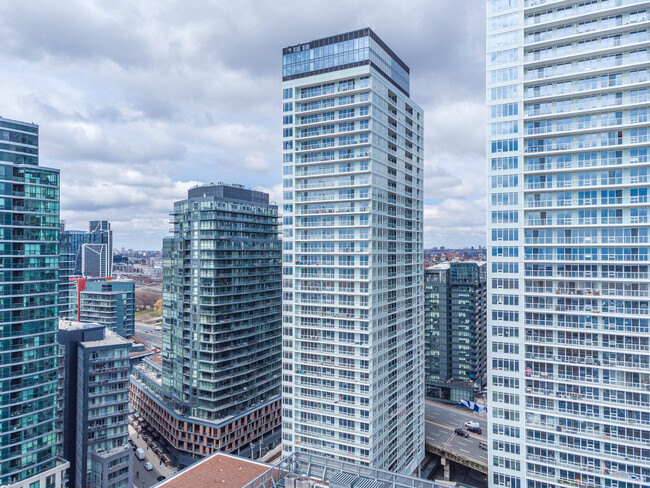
464;421;480;429
135;447;145;461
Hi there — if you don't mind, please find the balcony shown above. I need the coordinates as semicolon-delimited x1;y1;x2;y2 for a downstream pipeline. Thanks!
524;175;649;191
524;0;647;27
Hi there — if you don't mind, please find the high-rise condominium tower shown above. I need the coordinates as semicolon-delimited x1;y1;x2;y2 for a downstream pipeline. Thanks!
79;278;135;338
59;321;132;488
0;117;69;487
488;1;650;487
281;28;425;473
424;261;487;402
130;184;282;468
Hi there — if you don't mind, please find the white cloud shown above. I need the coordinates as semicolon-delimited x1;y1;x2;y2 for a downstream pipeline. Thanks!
424;198;487;248
0;0;486;249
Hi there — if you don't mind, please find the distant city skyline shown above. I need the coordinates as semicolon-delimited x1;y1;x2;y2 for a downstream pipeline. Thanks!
0;1;485;250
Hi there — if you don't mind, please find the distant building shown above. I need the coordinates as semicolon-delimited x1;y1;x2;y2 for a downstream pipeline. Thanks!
424;261;487;402
59;321;132;488
59;222;87;319
59;219;114;319
130;184;282;468
0;116;69;488
78;278;135;338
82;220;113;277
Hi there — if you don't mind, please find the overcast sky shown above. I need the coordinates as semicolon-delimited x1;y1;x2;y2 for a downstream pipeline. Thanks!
0;1;486;250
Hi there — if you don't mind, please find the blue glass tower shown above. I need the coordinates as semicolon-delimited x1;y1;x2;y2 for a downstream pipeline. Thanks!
0;116;69;487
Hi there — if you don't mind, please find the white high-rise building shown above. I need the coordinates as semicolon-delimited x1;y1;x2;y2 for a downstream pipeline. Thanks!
487;1;650;487
281;28;425;474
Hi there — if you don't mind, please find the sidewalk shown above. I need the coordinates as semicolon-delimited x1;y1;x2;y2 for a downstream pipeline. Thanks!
129;424;178;478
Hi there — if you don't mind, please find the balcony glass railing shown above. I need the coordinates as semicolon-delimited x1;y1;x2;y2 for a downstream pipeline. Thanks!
524;175;648;190
525;0;646;27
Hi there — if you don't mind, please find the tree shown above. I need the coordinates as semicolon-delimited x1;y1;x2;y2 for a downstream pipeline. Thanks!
153;299;163;316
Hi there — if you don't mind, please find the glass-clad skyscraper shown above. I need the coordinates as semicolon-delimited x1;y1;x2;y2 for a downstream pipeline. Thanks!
81;220;112;278
0;116;69;487
487;1;650;487
130;183;282;468
59;222;86;319
281;28;425;474
162;184;281;419
424;261;487;402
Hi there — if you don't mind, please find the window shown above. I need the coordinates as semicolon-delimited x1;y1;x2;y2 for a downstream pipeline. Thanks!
488;0;519;13
491;156;518;170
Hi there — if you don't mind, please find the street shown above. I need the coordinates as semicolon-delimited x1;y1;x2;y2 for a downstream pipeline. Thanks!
132;455;164;488
129;424;176;487
135;322;163;349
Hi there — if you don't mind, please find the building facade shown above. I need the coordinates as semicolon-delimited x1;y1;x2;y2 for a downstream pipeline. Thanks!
79;278;135;338
280;28;425;473
487;1;650;487
0;116;69;488
130;184;282;468
59;222;86;319
424;261;487;402
82;220;113;278
59;321;132;488
59;219;113;319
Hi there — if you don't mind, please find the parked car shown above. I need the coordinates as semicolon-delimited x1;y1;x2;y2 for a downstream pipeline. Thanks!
144;462;153;471
157;476;166;482
468;426;482;435
455;428;469;438
478;441;488;450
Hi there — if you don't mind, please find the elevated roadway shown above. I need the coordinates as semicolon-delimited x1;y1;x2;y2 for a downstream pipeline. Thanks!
424;400;488;478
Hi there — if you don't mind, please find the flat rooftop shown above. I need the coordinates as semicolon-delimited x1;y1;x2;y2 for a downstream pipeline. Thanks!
59;320;103;331
153;451;460;488
149;354;163;367
154;452;271;488
81;329;131;348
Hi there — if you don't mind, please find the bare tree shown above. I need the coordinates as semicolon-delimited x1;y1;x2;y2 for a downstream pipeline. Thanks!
135;290;161;310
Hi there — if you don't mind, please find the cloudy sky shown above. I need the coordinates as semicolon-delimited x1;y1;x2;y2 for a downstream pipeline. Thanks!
0;1;486;250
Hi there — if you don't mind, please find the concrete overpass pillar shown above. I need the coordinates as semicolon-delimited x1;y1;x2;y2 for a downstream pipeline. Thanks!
441;457;450;481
